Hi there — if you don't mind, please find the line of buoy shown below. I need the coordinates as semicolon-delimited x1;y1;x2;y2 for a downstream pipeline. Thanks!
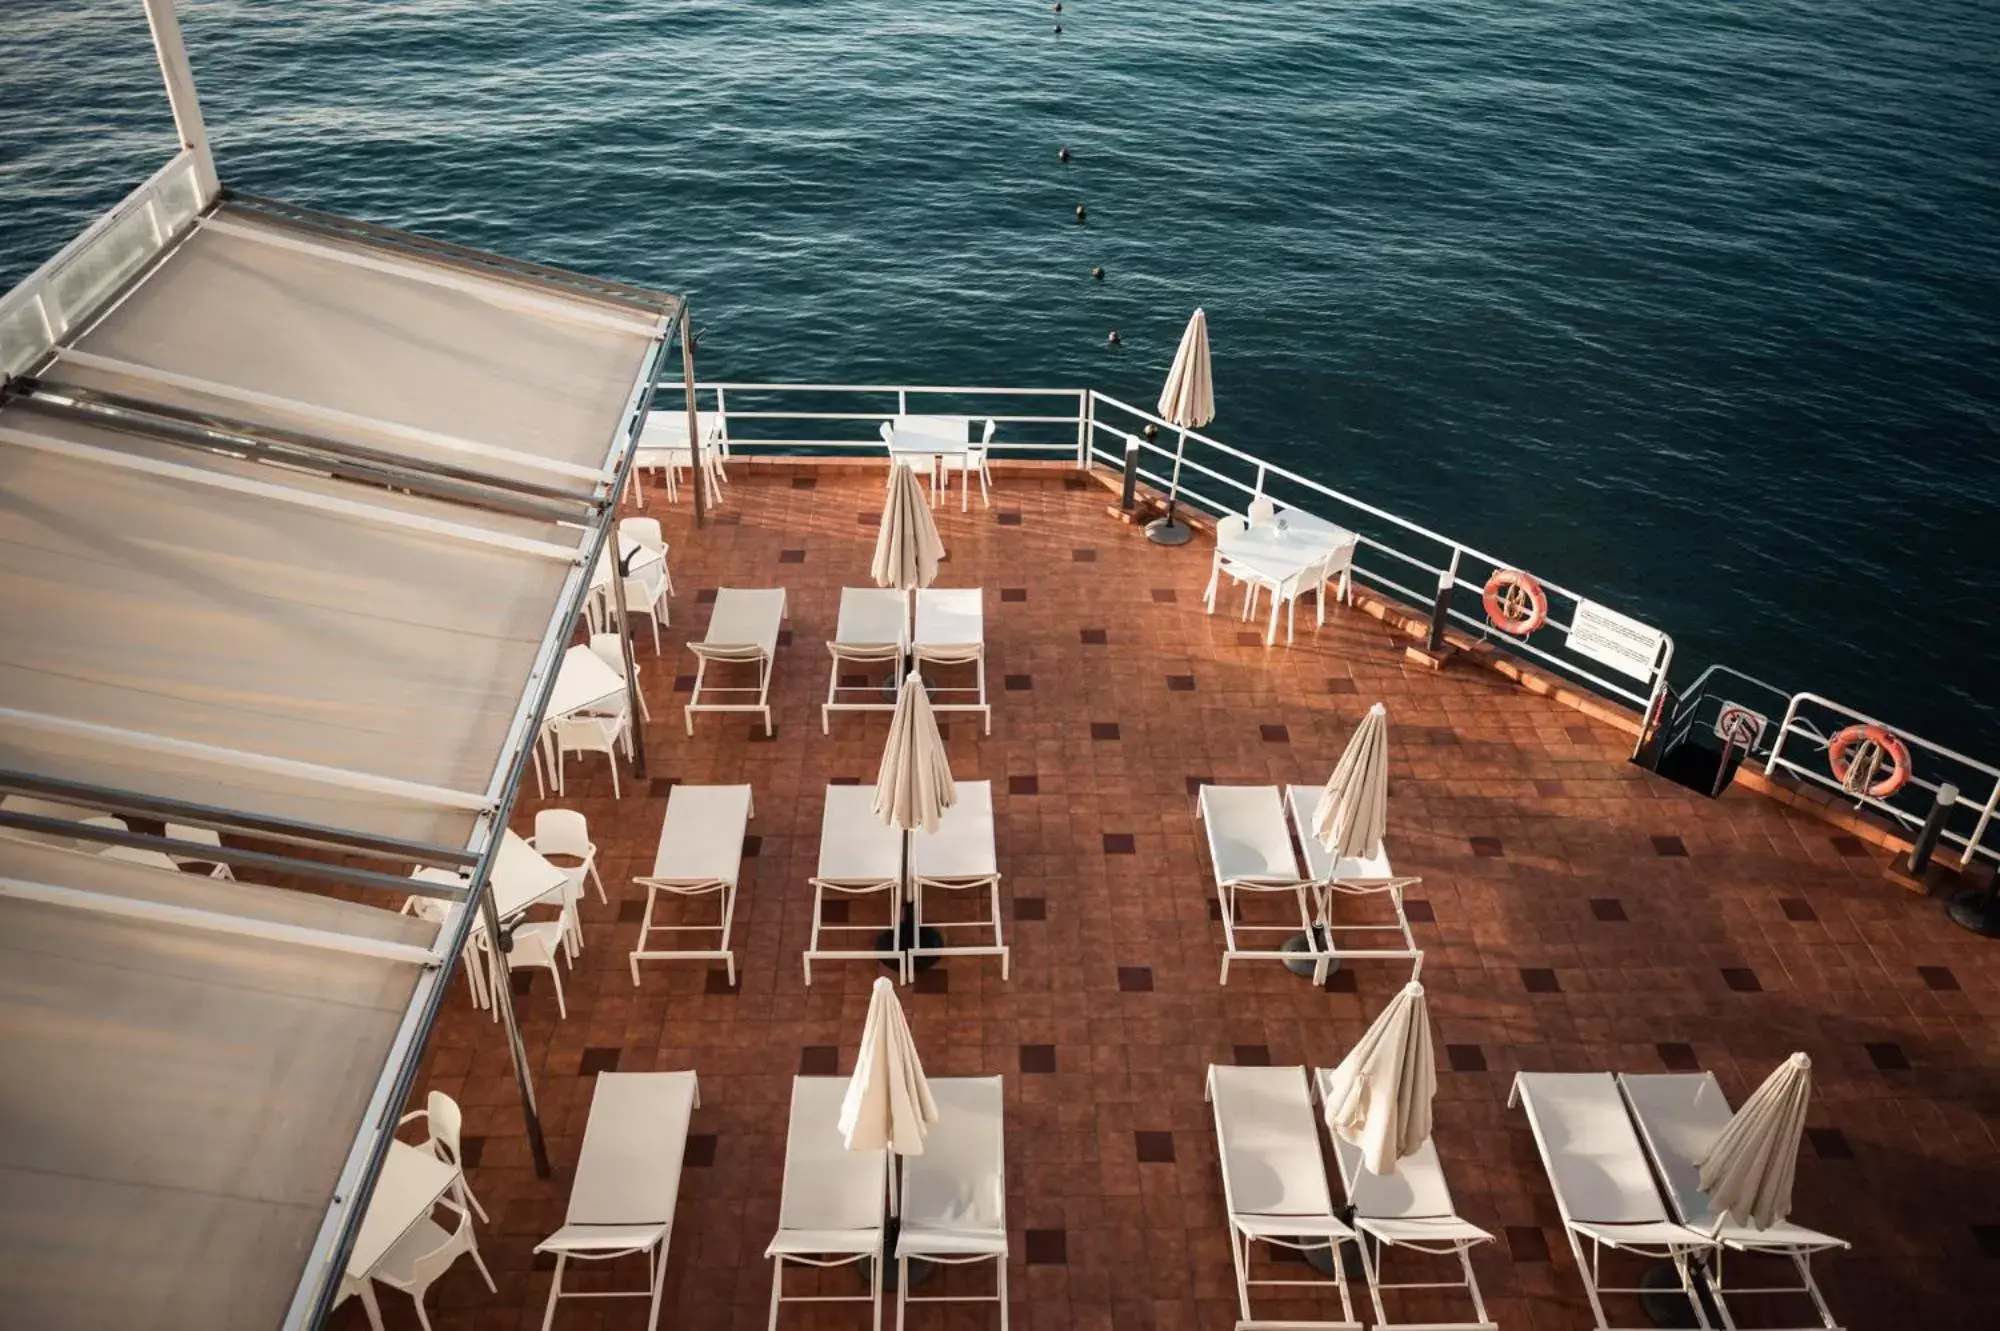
1048;9;1118;340
1057;146;1070;163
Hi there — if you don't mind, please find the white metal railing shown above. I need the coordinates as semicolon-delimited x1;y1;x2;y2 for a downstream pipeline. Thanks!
0;149;210;378
677;382;1090;459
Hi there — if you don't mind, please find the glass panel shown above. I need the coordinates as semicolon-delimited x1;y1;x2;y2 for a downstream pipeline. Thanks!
46;203;157;330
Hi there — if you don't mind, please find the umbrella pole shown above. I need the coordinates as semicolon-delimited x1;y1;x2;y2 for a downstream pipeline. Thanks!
1146;427;1193;545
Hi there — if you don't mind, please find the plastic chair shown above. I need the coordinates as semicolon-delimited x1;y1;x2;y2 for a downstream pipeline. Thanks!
553;711;628;799
1203;515;1257;616
162;823;233;878
614;567;671;653
531;807;607;905
588;633;651;723
488;919;572;1019
1248;495;1277;527
402;883;490;1011
399;1090;489;1223
367;1194;497;1331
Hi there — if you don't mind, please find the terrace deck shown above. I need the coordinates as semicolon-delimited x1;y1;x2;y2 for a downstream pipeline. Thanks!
342;464;1998;1331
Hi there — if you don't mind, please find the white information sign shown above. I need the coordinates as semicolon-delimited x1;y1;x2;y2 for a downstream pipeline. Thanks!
1566;598;1666;681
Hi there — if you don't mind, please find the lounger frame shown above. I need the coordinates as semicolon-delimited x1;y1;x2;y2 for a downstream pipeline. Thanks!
685;587;787;737
806;784;908;984
1198;785;1320;985
767;1077;888;1331
907;780;1007;980
1284;786;1425;984
824;587;909;733
896;1075;1008;1330
630;784;753;987
913;587;990;735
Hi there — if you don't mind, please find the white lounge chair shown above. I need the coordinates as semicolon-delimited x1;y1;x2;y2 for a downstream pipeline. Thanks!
535;1071;699;1331
685;587;787;737
1205;1064;1364;1330
1617;1072;1848;1330
630;784;753;987
767;1076;889;1330
1284;785;1424;984
1310;1069;1496;1331
1197;785;1319;985
907;779;1006;980
824;587;909;733
805;784;907;984
1509;1072;1719;1330
914;587;989;735
897;1075;1007;1330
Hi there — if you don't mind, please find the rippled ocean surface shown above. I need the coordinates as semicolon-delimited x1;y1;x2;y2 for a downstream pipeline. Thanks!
5;1;1998;754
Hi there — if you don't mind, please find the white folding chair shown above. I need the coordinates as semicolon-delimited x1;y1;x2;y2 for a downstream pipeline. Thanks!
907;779;1006;980
1203;514;1259;617
1285;786;1424;984
1248;496;1277;527
399;1090;488;1224
367;1192;496;1331
403;875;489;1012
1617;1073;1848;1330
914;587;989;735
685;588;787;737
536;1072;700;1331
805;784;906;984
1310;1070;1496;1331
552;709;629;799
485;918;572;1019
586;634;651;723
767;1076;888;1330
1197;785;1319;984
1509;1073;1719;1330
897;1076;1007;1330
824;587;909;733
1206;1064;1364;1330
162;823;233;878
531;808;608;906
946;418;997;511
630;784;753;988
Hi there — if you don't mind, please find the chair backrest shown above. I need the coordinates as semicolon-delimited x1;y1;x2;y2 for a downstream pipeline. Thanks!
400;893;452;924
620;516;665;554
556;713;621;754
403;1197;476;1292
879;421;895;446
622;572;662;608
980;418;997;444
1216;514;1248;549
1247;497;1277;527
509;923;563;967
426;1090;467;1166
533;808;592;859
588;634;629;679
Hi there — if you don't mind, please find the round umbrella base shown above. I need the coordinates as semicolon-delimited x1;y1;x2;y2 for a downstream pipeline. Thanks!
1281;929;1338;980
1637;1262;1721;1328
1145;517;1193;546
1945;887;2000;937
858;1221;938;1290
1297;1237;1364;1279
875;919;946;974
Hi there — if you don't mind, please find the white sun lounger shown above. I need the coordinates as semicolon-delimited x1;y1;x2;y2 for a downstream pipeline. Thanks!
896;1075;1007;1330
767;1076;889;1330
1509;1072;1719;1330
907;779;1006;980
914;588;989;734
534;1071;699;1331
685;587;787;737
824;587;910;733
630;784;753;987
1310;1068;1496;1331
1617;1072;1848;1330
805;784;907;984
1284;785;1424;983
1198;785;1319;985
1206;1064;1364;1330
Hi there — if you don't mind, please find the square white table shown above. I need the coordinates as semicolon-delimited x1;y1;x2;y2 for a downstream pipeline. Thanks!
635;410;725;505
885;415;975;507
345;1140;459;1330
589;531;665;594
491;827;571;920
548;644;626;722
1218;508;1358;644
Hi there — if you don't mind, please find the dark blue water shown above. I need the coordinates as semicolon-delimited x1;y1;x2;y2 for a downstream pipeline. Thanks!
6;1;1998;756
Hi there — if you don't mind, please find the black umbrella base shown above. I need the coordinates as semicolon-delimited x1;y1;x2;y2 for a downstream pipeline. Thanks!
1638;1262;1722;1328
1945;887;2000;937
1281;928;1339;980
857;1219;937;1290
1298;1237;1365;1279
874;918;946;974
1146;517;1192;546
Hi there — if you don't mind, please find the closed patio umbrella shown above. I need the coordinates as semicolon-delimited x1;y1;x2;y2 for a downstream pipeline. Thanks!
1314;702;1390;861
874;671;956;836
1147;307;1214;546
1320;980;1437;1176
1697;1052;1812;1230
840;975;938;1233
872;460;944;595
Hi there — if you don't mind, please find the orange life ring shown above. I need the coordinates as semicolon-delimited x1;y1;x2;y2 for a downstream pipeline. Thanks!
1827;724;1912;798
1481;569;1548;636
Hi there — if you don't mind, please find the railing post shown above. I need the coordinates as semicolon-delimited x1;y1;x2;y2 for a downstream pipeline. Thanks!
1909;783;1959;874
1252;463;1268;503
897;389;908;417
1077;390;1091;469
1960;779;2000;870
1764;696;1806;776
1425;569;1453;652
1120;435;1141;511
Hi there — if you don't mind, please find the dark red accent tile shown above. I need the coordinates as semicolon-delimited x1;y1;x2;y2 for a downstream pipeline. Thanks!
1020;1044;1056;1074
1260;724;1290;744
579;1047;621;1076
1807;1128;1853;1160
1062;475;1089;491
749;725;779;741
713;513;743;526
1071;548;1097;563
1866;1042;1910;1071
1971;1225;2000;1259
672;674;696;692
839;672;869;687
1781;898;1819;922
776;628;793;646
1232;1045;1272;1067
1470;836;1505;857
1831;834;1869;857
1008;775;1039;795
799;1046;839;1075
1323;969;1358;993
777;548;806;564
819;900;849;924
790;476;817;490
1535;778;1566;798
1446;1044;1487;1073
1722;967;1762;992
1590;898;1628;922
996;510;1023;526
1091;722;1121;741
1186;775;1213;796
1081;628;1108;645
1325;677;1358;694
1117;966;1153;992
857;510;881;524
1166;674;1196;692
510;971;534;996
1919;966;1960;991
696;588;717;605
617;898;647;923
1102;833;1136;855
684;1134;718;1166
703;969;738;994
914;968;949;994
1564;725;1597;745
741;834;762;857
829;775;861;786
1005;674;1033;691
1000;587;1027;602
1150;588;1178;603
1024;1229;1068;1265
1520;967;1561;994
1507;1225;1551;1262
1657;1042;1699;1071
1235;631;1263;646
457;1135;485;1169
648;776;680;797
1013;896;1046;921
1652;835;1689;857
1404;898;1435;923
1134;1131;1176;1163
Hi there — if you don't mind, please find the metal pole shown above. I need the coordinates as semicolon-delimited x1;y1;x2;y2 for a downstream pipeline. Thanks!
1909;783;1959;875
1425;569;1453;653
680;306;707;529
1146;427;1193;545
605;515;649;781
1120;437;1140;511
480;884;551;1178
140;0;219;201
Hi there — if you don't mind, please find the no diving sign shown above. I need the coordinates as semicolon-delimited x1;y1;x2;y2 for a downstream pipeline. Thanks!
1566;599;1666;682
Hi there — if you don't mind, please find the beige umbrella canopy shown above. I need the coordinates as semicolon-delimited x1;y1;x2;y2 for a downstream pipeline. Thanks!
1697;1052;1812;1230
874;670;956;834
872;460;944;593
1320;980;1437;1175
1148;307;1213;545
839;975;939;1155
1314;702;1390;862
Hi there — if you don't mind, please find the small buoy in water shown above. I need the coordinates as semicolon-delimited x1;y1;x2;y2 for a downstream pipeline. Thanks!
1091;265;1104;281
1057;146;1071;163
1108;329;1122;345
1075;203;1087;222
1144;423;1158;440
1053;2;1063;10
1053;23;1062;34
